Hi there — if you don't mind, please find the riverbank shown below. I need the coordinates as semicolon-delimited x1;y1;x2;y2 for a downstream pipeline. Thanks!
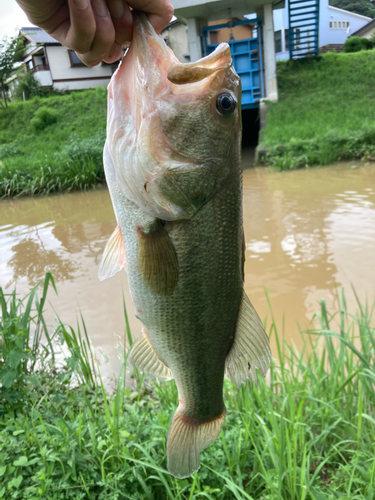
0;88;106;197
259;51;375;170
1;275;375;499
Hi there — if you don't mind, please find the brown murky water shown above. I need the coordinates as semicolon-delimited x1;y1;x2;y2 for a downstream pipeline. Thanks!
1;159;375;379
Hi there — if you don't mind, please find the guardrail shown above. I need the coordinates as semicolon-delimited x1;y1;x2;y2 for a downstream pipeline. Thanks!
31;64;50;73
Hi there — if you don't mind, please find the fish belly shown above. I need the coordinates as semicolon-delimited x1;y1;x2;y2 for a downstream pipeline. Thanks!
124;171;243;419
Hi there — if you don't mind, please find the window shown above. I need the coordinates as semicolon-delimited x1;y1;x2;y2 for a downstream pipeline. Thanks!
275;30;282;53
330;20;350;29
69;50;85;66
294;28;301;49
210;31;219;45
285;29;290;51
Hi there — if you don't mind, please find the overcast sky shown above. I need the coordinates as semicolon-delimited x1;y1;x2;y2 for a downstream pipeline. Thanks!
0;0;35;41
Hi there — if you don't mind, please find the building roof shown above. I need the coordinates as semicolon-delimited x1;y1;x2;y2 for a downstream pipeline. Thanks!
328;5;372;21
351;18;375;36
20;27;60;45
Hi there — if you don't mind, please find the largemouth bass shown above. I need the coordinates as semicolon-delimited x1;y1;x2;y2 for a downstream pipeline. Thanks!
99;11;271;479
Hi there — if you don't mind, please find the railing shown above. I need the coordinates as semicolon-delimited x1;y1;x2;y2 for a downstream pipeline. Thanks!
288;0;320;59
31;64;50;73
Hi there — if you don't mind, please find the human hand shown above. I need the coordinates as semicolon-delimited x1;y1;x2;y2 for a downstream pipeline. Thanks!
16;0;174;66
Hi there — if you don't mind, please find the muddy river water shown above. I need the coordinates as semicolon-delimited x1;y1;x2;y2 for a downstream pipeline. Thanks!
1;158;375;380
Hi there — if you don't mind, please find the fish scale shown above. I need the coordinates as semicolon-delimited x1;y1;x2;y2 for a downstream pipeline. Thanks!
99;11;272;479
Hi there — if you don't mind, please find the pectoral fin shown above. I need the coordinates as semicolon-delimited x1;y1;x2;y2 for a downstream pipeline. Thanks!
226;292;272;389
138;220;178;296
98;225;127;281
129;331;173;380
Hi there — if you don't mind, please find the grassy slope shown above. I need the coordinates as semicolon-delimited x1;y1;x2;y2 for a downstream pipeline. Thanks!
1;278;375;499
0;87;107;196
259;51;375;169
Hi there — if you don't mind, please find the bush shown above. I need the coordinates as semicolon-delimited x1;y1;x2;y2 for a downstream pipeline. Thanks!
14;71;66;101
344;36;373;52
30;106;58;131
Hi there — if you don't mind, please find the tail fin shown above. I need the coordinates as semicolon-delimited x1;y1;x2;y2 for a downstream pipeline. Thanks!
167;407;226;479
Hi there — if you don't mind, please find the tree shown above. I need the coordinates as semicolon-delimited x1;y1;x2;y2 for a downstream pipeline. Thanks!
0;35;24;108
330;0;375;18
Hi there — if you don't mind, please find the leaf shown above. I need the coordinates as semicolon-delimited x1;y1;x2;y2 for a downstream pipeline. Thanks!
9;475;23;488
12;430;25;436
7;350;24;369
13;456;28;467
0;487;4;497
0;466;5;476
0;369;18;388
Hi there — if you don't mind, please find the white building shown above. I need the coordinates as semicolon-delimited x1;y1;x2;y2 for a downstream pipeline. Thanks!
20;27;118;91
273;0;371;60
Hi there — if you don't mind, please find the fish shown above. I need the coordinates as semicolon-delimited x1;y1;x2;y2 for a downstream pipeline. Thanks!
99;11;272;479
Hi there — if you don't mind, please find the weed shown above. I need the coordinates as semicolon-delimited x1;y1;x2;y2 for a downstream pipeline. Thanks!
260;51;375;170
1;277;375;498
0;87;107;196
30;106;59;131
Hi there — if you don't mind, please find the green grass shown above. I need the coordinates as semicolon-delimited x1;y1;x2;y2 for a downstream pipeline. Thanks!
259;51;375;170
0;88;107;197
1;278;375;499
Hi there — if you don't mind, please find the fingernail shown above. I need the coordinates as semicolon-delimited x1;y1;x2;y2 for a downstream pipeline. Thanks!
92;0;109;17
74;0;89;9
108;0;124;19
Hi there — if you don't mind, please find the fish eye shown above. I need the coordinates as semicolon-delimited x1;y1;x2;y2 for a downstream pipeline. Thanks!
216;92;237;116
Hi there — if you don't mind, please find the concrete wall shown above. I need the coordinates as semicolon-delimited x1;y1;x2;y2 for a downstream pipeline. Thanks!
34;70;53;86
46;45;112;89
161;22;191;62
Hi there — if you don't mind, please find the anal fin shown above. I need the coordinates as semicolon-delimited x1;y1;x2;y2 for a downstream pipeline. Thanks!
98;225;126;281
129;332;173;381
226;292;272;389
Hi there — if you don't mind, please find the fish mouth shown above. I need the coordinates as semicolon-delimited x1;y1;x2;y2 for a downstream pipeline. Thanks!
133;11;232;87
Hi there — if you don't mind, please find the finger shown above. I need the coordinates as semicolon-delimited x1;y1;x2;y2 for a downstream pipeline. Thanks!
102;41;123;63
107;0;133;44
63;0;97;54
127;0;174;33
77;0;116;66
15;0;65;25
